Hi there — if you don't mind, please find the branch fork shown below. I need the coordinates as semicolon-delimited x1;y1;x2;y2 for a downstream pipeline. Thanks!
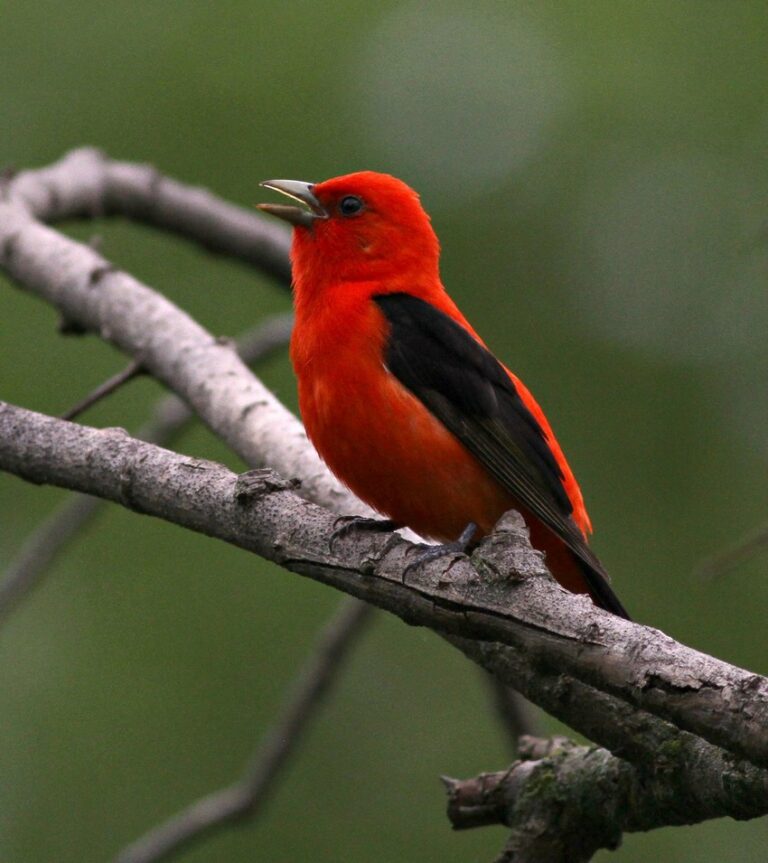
2;149;767;863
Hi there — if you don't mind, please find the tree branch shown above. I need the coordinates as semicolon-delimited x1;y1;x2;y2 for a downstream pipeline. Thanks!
6;147;292;284
0;493;103;619
488;680;537;752
60;358;144;420
114;597;373;863
445;733;768;863
697;521;768;580
0;312;294;621
0;157;394;861
2;402;768;779
0;167;372;518
3;151;767;857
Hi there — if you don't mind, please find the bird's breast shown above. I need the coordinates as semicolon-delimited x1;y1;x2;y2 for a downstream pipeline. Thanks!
291;300;511;541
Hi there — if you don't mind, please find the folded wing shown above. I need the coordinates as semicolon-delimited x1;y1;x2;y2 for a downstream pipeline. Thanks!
374;292;629;619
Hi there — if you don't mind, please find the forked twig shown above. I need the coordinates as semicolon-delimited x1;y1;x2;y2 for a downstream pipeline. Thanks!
0;313;293;622
114;597;373;863
60;359;144;421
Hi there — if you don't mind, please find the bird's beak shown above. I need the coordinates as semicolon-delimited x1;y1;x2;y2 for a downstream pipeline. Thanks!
257;179;329;227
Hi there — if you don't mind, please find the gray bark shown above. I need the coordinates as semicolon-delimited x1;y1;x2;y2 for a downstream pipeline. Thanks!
445;735;768;862
3;150;767;858
1;148;371;517
7;147;292;283
2;402;768;775
1;403;766;856
0;312;293;619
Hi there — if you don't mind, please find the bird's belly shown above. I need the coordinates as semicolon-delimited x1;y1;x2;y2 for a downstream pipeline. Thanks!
299;370;511;542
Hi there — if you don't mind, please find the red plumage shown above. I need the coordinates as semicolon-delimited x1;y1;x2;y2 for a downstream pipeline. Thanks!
260;172;626;617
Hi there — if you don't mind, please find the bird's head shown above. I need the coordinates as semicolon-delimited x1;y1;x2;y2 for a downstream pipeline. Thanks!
258;172;440;293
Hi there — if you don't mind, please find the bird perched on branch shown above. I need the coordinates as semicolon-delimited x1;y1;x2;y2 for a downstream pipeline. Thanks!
259;172;629;619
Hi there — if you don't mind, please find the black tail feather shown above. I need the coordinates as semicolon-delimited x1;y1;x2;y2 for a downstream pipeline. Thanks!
579;559;631;620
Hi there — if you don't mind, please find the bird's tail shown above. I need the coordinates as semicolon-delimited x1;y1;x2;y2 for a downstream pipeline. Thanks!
574;555;631;620
531;526;631;620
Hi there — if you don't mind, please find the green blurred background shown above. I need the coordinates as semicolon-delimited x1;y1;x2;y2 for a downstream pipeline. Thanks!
1;2;766;860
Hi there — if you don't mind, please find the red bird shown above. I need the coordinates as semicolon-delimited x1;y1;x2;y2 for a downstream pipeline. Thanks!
259;173;628;619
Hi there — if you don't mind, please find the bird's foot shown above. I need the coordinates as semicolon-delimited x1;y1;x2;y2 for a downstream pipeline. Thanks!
402;522;478;579
329;516;401;551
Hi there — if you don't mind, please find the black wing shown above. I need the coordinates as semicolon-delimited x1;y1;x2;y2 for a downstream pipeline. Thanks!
374;293;629;619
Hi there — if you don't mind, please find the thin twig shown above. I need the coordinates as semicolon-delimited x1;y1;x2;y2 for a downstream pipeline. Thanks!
0;313;293;623
60;359;144;420
114;597;373;863
697;522;768;581
0;495;103;619
488;680;537;752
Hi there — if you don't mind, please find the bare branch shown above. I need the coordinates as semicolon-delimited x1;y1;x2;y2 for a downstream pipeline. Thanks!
0;313;294;621
487;681;537;752
697;521;768;580
60;358;144;420
3;151;766;855
7;148;293;285
0;187;371;518
0;159;386;863
0;493;103;619
233;312;294;365
445;734;768;862
2;402;768;776
114;597;372;863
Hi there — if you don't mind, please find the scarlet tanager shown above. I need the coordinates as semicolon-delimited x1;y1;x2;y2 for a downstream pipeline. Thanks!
259;173;629;619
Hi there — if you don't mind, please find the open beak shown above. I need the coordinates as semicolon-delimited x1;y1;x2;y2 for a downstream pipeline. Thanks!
257;179;329;227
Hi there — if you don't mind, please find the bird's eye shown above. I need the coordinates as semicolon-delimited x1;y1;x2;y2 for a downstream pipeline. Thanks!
338;195;364;217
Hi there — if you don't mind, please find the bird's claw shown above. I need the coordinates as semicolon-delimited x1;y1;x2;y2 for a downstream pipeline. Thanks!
329;516;400;552
401;522;478;579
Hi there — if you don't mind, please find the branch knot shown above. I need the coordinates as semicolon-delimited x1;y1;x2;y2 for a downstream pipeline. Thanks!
234;469;299;505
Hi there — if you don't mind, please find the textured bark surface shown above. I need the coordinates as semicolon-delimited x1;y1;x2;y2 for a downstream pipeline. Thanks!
8;147;292;283
3;151;767;860
0;148;370;517
0;313;294;619
1;403;767;856
446;735;768;861
2;402;768;774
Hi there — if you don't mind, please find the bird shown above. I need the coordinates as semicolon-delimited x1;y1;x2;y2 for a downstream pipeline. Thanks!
258;172;629;619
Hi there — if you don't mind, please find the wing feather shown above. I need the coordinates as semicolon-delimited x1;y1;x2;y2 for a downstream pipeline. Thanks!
374;293;628;617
